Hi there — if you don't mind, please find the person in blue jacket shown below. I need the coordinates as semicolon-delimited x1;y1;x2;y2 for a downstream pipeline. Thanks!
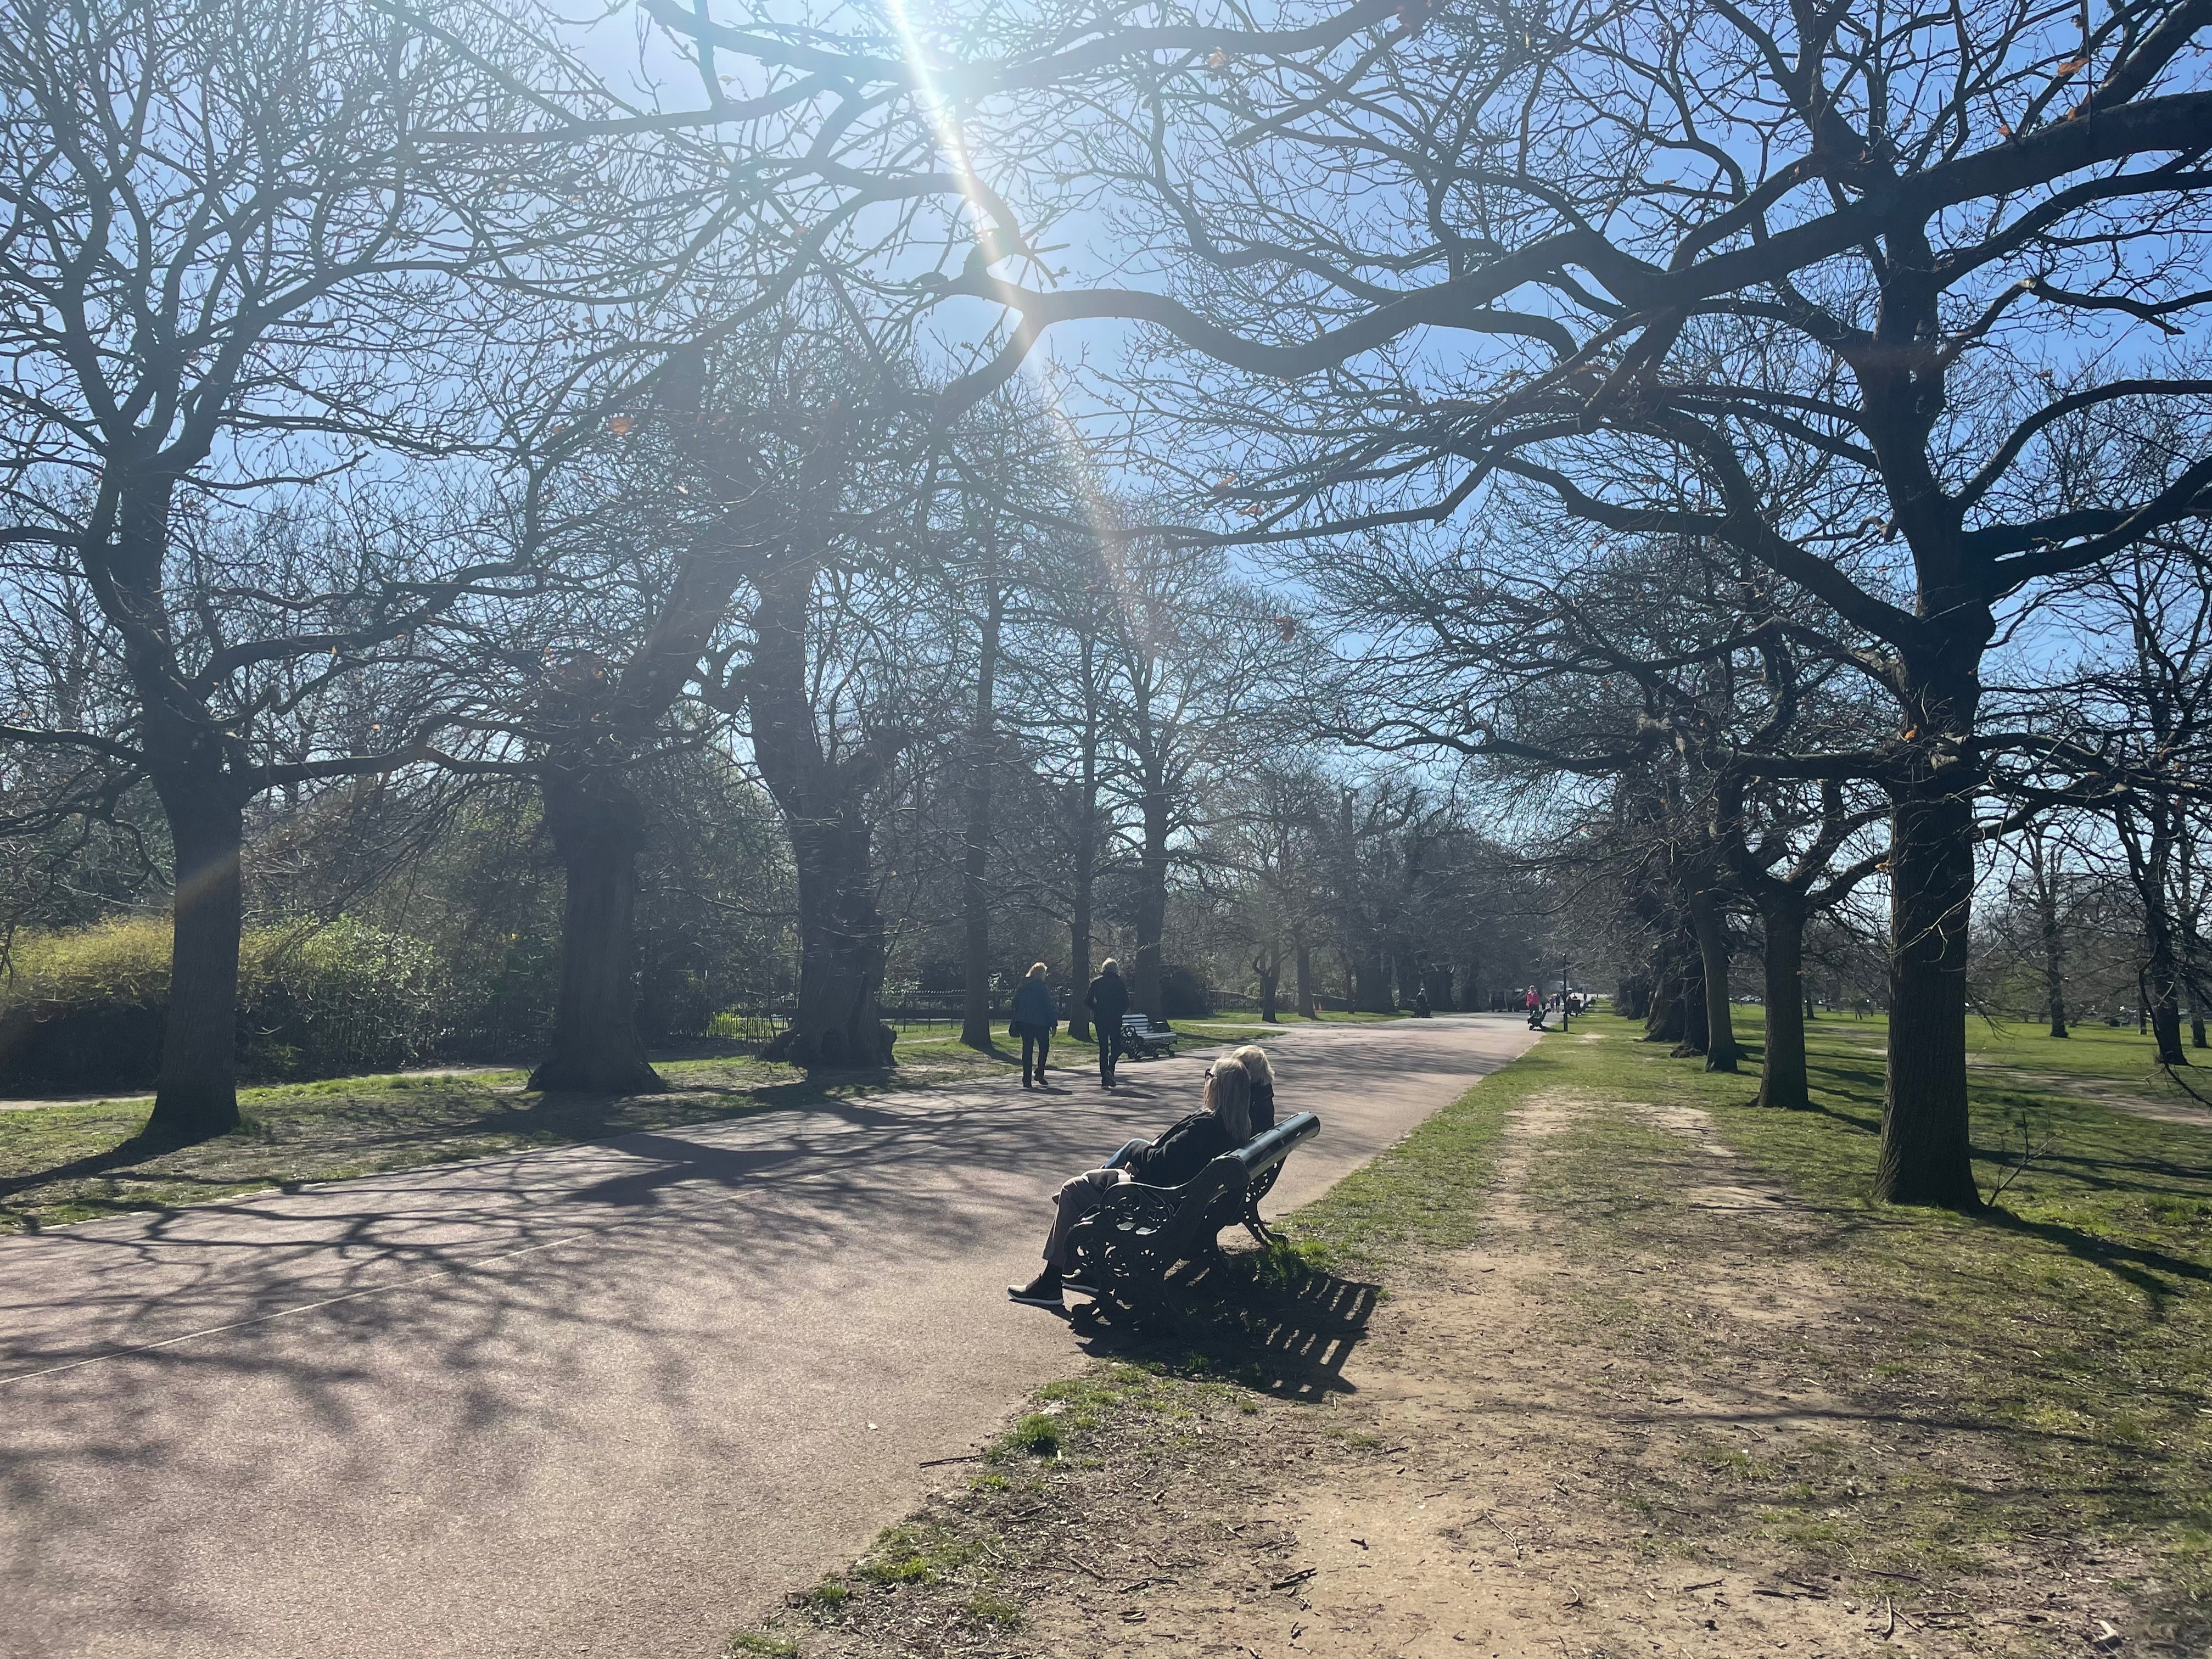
1010;962;1060;1088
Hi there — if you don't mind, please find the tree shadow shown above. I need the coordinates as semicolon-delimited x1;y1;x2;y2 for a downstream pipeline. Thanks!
0;1125;227;1206
1976;1204;2210;1312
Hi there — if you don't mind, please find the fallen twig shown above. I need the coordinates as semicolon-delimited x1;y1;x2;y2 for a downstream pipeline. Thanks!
918;1452;982;1467
1478;1511;1525;1561
1270;1567;1318;1591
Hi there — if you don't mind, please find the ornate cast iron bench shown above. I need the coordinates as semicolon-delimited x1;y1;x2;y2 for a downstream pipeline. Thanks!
1118;1012;1181;1058
1065;1111;1321;1307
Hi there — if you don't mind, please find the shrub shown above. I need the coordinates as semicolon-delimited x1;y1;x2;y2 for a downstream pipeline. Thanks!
1;915;445;1092
242;918;445;1079
1160;963;1216;1019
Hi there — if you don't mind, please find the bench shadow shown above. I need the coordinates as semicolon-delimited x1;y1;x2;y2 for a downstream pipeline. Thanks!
1066;1256;1379;1404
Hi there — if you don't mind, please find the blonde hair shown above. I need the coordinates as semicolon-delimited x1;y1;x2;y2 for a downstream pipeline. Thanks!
1026;962;1049;979
1203;1057;1253;1142
1099;957;1119;974
1230;1044;1274;1086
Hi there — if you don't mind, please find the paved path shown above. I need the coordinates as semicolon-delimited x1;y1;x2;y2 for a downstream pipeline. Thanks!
0;1016;1537;1659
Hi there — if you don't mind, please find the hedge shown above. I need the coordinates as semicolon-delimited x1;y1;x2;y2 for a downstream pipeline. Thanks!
0;915;444;1093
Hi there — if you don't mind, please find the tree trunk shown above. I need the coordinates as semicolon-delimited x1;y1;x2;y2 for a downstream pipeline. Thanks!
1294;938;1316;1018
1423;966;1453;1010
528;773;664;1095
2035;853;2069;1039
1352;952;1394;1013
1687;887;1739;1072
1066;711;1099;1043
959;591;1005;1050
2144;920;2189;1066
1616;976;1651;1022
1757;898;1811;1111
144;777;245;1140
1678;943;1710;1055
777;800;895;1068
1132;776;1170;1021
1067;878;1094;1044
1645;965;1685;1044
749;564;896;1071
1877;776;1980;1207
1256;959;1280;1023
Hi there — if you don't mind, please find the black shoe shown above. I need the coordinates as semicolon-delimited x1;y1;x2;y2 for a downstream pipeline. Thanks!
1007;1270;1063;1307
1061;1266;1100;1296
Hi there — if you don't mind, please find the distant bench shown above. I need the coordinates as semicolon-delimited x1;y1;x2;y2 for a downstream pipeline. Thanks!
1118;1012;1180;1058
1065;1111;1323;1307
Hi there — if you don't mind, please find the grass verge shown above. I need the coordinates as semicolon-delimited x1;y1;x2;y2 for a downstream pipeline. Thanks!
0;1033;1015;1235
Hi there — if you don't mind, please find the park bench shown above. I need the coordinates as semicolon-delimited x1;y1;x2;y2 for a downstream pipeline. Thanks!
1065;1111;1321;1307
1118;1012;1181;1058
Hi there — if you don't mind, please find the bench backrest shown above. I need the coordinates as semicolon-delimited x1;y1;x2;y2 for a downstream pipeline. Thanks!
1121;1013;1152;1031
1109;1111;1321;1196
1233;1111;1319;1182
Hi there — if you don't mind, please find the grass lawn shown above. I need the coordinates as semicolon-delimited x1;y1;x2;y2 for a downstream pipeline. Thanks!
0;1029;1021;1236
1280;1006;2212;1609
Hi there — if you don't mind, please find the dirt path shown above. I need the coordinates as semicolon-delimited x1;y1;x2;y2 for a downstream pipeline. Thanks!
785;1088;2154;1659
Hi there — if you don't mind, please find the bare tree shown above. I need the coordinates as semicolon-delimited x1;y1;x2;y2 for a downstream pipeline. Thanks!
0;0;683;1135
662;0;2212;1204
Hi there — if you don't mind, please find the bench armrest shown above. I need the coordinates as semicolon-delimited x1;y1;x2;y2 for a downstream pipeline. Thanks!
1102;1137;1151;1172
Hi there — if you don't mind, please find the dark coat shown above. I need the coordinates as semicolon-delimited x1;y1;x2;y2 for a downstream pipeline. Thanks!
1010;978;1058;1035
1127;1109;1234;1187
1248;1081;1276;1134
1085;972;1130;1027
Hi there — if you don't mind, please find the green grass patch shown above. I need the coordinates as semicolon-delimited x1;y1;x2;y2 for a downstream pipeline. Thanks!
1273;1030;1565;1266
856;1521;987;1586
1532;1010;2212;1606
0;1040;1019;1235
962;1591;1023;1627
794;1577;850;1618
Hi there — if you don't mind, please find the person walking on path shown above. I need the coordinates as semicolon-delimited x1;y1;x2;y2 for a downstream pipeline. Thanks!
1085;959;1130;1089
1010;963;1060;1089
1009;1056;1254;1307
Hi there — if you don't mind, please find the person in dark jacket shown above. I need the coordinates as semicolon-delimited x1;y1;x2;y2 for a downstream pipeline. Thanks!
1008;1058;1253;1307
1230;1044;1276;1132
1010;962;1059;1088
1084;957;1132;1089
